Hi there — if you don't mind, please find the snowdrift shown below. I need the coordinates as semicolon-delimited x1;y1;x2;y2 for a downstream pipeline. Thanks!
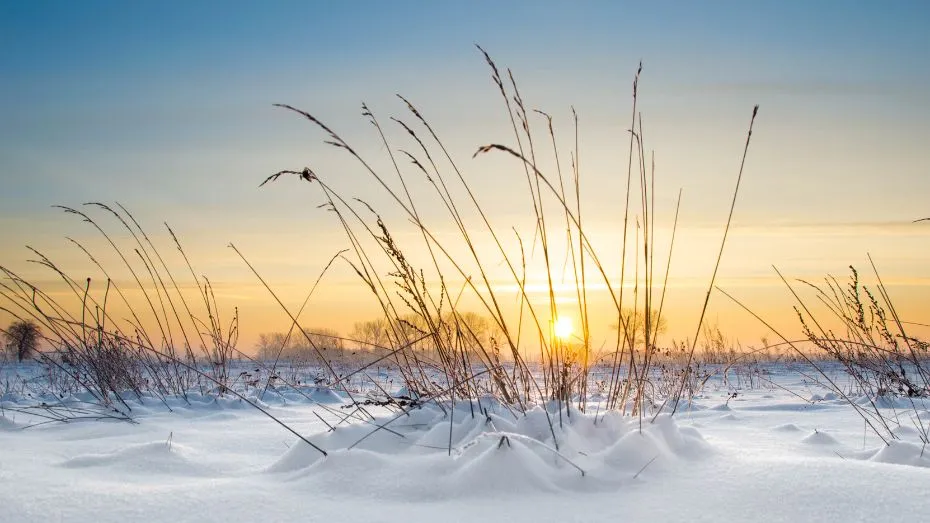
267;403;710;498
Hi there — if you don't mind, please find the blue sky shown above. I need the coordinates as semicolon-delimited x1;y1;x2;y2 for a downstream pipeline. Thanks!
2;1;929;345
3;0;927;212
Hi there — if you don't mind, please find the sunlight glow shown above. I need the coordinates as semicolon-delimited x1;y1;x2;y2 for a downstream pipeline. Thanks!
553;317;574;340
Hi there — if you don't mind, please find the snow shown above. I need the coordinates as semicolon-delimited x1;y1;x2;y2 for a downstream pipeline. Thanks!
2;365;929;522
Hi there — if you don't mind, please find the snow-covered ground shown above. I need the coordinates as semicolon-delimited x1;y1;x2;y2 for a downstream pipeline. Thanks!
2;365;929;522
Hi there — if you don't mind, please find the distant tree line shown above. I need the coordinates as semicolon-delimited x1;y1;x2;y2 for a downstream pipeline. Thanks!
255;328;348;364
254;311;504;363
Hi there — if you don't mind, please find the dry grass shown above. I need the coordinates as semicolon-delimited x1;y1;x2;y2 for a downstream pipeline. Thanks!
255;47;761;444
0;204;237;408
0;48;765;457
720;261;929;445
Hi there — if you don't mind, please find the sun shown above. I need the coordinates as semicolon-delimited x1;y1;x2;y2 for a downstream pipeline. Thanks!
553;317;574;340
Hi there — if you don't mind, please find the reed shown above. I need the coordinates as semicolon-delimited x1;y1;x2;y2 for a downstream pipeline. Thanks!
256;47;760;437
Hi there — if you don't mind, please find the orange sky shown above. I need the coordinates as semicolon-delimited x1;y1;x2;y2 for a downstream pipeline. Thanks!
2;2;929;356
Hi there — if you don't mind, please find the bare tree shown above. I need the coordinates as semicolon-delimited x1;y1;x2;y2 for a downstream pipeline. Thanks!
255;328;344;364
3;320;41;361
349;318;392;349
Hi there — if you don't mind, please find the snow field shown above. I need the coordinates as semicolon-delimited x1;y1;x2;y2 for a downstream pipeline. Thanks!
2;369;930;522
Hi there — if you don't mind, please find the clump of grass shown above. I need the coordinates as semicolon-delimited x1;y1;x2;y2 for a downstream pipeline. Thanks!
791;264;929;443
796;266;928;398
1;47;761;462
256;45;760;442
720;260;929;445
0;204;239;409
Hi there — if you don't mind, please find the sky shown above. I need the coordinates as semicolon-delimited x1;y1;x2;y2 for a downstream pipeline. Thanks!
2;0;929;353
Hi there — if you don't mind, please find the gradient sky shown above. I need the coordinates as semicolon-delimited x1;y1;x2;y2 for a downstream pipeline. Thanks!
2;1;929;351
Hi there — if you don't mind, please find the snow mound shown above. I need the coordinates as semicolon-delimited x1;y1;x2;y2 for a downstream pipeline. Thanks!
600;415;709;469
773;423;802;432
266;405;710;497
0;414;19;430
308;387;344;404
861;440;930;468
855;394;930;410
267;439;328;473
196;411;240;422
801;430;840;445
663;398;705;412
891;425;923;439
447;435;564;494
60;441;213;476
